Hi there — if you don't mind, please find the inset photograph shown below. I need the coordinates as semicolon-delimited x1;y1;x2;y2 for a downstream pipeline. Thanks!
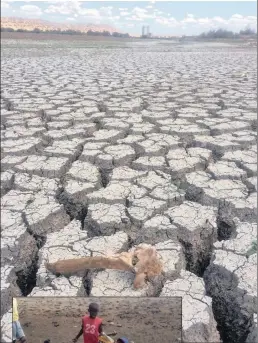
13;296;182;343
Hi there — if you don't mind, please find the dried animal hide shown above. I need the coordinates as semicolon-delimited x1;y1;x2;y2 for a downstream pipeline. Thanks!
45;244;163;289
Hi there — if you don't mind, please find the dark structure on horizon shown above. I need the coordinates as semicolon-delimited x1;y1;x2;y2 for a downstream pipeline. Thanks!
141;26;151;38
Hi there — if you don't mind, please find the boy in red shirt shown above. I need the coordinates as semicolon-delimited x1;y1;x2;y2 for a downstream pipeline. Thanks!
73;303;103;343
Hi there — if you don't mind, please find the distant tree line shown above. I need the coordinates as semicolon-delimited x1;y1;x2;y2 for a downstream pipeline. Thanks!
87;30;130;38
2;26;256;40
197;27;257;39
140;27;257;41
239;28;257;36
1;27;131;38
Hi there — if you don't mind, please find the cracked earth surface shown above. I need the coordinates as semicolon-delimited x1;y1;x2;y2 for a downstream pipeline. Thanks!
1;39;257;343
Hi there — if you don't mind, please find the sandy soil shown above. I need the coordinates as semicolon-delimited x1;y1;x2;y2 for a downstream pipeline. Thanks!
17;297;182;343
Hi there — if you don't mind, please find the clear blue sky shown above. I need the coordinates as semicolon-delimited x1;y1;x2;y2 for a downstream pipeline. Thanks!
1;1;257;36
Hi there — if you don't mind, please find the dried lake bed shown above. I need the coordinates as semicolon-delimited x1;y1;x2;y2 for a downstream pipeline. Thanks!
1;37;257;343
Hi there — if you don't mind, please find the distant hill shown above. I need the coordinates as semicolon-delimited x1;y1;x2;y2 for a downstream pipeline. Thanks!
1;17;118;34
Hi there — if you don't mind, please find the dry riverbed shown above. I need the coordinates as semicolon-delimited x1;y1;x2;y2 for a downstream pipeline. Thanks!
1;37;257;343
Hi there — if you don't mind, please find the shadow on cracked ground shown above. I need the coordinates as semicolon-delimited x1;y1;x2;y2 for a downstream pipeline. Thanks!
17;297;182;343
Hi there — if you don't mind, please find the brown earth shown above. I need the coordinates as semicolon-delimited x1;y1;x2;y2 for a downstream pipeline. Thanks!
17;297;182;343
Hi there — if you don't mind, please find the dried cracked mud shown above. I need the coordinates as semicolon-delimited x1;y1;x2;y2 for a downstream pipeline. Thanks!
1;39;257;343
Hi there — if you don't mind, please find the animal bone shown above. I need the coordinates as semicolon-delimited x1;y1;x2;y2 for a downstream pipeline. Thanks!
45;244;163;289
46;253;135;274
